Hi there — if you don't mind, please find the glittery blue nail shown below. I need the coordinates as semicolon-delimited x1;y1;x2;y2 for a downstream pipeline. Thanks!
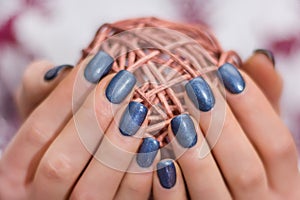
171;114;197;148
84;51;114;83
157;159;176;189
185;77;215;112
119;101;148;136
106;70;136;104
136;137;159;168
44;64;73;81
218;63;245;94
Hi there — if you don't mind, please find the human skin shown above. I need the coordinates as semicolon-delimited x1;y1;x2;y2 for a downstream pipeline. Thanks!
0;50;299;200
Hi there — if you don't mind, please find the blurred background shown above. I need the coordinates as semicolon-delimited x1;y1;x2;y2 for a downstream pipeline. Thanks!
1;0;300;156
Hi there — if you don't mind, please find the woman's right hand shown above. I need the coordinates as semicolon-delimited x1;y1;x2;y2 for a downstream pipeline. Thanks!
151;50;300;200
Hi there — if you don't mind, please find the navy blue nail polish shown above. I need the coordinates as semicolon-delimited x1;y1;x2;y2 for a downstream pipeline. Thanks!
44;64;73;81
136;137;160;168
106;70;136;104
185;77;215;112
157;159;176;189
84;51;114;83
171;114;197;148
119;101;148;136
254;49;275;67
218;63;245;94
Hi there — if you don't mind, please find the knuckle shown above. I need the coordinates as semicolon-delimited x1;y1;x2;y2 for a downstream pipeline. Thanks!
0;174;24;199
24;119;49;147
93;100;111;120
126;182;145;195
124;175;151;196
70;192;95;200
0;177;7;195
80;98;95;119
221;111;235;130
268;136;296;160
233;166;265;189
39;154;74;181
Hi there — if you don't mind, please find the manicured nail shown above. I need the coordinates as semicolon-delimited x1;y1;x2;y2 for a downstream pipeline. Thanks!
157;159;176;189
84;51;114;83
119;101;148;136
136;137;160;168
185;77;215;111
106;70;136;104
44;64;73;81
218;63;245;94
254;49;275;67
171;114;197;148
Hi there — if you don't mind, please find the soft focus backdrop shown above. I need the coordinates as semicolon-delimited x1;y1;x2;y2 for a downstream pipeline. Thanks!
1;0;300;156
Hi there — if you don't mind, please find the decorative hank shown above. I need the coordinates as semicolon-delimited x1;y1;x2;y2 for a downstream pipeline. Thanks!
79;17;242;147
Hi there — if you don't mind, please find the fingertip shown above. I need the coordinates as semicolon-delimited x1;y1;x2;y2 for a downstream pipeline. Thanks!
156;159;177;189
170;114;198;149
44;64;74;82
242;50;283;112
136;137;160;169
153;159;187;200
22;60;54;88
253;49;275;67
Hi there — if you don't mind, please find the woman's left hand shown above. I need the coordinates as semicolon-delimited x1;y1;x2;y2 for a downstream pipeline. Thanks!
0;54;158;200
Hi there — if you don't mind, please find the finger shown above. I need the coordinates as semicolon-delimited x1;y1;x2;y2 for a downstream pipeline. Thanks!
1;51;114;183
114;138;161;200
70;101;148;200
185;76;268;199
16;61;73;119
31;70;136;200
218;63;299;193
168;114;231;200
242;49;283;113
153;159;187;200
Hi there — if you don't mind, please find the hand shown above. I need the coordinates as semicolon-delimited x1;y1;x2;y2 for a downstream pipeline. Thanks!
152;50;300;199
0;51;159;200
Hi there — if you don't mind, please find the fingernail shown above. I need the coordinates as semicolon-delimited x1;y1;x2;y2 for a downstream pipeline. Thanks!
171;114;197;148
185;77;215;111
119;101;148;136
106;70;136;104
254;49;275;67
84;51;114;83
157;159;176;189
136;137;160;168
218;63;245;94
44;64;73;81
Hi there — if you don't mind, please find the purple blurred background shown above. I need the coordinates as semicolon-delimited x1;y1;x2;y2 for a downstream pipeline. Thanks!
1;0;300;157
